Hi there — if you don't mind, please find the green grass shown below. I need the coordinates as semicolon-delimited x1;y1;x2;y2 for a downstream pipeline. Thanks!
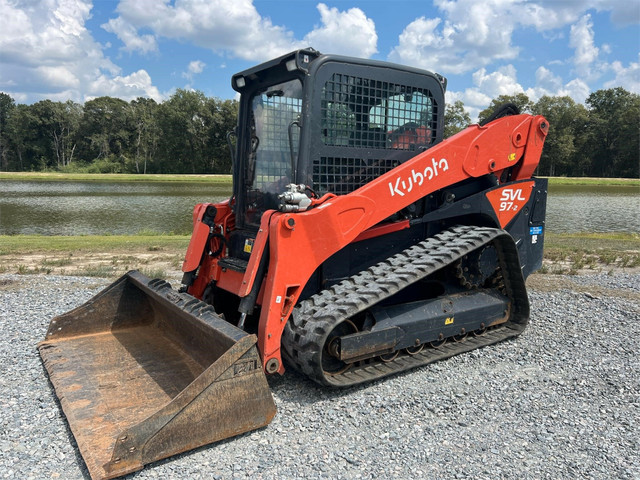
2;231;635;256
544;177;640;186
15;264;51;275
41;257;74;267
0;234;190;278
139;267;168;279
0;234;190;255
0;171;232;184
543;232;640;274
1;171;637;186
545;232;640;252
78;265;117;277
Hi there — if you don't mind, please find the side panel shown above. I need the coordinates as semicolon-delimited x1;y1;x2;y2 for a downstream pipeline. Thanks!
486;181;535;228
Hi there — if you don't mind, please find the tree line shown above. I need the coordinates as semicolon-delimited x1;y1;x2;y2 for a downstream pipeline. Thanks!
0;90;238;175
0;87;638;178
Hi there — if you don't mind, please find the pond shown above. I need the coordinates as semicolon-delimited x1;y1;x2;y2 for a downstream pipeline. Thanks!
1;180;638;235
546;184;639;234
0;181;230;236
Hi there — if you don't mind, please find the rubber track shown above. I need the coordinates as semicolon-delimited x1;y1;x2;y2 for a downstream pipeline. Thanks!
281;225;530;387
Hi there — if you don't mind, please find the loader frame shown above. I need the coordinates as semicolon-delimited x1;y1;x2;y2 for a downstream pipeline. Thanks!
184;112;548;374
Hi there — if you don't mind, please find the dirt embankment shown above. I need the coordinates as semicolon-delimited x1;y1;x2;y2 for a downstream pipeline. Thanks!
0;248;185;280
2;247;639;297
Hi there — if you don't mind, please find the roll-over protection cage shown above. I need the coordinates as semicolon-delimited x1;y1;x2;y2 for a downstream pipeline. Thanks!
231;48;447;229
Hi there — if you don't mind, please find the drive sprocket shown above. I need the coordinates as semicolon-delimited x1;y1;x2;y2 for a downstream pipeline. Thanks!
454;244;499;289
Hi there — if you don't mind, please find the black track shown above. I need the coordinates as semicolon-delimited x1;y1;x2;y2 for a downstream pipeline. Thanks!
281;226;530;387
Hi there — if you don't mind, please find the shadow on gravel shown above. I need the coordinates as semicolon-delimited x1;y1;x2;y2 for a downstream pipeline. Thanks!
266;358;446;405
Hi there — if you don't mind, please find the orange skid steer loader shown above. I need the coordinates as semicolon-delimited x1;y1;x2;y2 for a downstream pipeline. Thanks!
39;48;548;480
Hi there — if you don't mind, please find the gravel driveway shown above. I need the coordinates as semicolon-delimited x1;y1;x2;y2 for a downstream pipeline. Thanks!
1;272;638;480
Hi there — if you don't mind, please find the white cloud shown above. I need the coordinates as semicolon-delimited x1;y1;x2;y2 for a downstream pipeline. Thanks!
36;66;80;89
605;55;640;93
303;4;377;58
521;0;639;29
389;0;638;78
570;15;600;78
447;63;594;121
388;0;519;75
187;60;206;75
102;16;158;54
393;0;637;119
0;0;98;69
561;78;591;103
534;67;564;93
105;0;377;62
108;0;299;61
182;60;206;83
518;1;587;30
1;0;635;107
471;65;524;99
0;0;162;103
597;0;640;27
445;89;488;122
524;67;591;104
564;13;637;92
445;65;524;121
88;70;162;102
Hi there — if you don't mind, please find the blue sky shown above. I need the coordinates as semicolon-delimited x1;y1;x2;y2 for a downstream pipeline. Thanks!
1;0;638;119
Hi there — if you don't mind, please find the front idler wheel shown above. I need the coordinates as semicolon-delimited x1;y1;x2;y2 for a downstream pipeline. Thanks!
455;244;499;289
322;319;358;376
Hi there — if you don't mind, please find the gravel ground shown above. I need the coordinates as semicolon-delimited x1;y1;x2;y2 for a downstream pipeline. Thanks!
0;272;638;480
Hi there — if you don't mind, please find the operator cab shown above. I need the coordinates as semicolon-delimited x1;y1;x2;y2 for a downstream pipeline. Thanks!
228;48;446;262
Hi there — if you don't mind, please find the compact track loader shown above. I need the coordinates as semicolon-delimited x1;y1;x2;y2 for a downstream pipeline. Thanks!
39;48;548;479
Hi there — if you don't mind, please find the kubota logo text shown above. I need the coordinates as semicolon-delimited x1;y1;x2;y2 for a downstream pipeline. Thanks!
389;157;449;197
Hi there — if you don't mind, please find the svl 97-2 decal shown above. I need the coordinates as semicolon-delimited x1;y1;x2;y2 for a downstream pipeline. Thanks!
486;181;534;228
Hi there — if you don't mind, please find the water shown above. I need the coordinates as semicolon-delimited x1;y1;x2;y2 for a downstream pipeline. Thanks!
1;180;638;235
546;184;639;234
0;180;231;235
